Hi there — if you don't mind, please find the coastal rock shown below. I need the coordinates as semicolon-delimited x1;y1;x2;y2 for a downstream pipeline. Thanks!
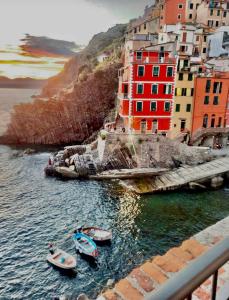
211;176;224;189
23;148;36;155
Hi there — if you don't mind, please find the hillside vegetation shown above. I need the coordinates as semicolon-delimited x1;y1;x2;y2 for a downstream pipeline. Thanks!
2;24;127;145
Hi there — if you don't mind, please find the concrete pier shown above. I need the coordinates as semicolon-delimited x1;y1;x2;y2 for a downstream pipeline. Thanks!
120;156;229;194
97;217;229;300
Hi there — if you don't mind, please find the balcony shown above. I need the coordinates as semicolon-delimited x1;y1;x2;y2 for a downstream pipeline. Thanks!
148;237;229;300
118;93;129;100
130;56;176;64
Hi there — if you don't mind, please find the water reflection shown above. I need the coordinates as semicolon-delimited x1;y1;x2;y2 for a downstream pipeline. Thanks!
0;146;229;299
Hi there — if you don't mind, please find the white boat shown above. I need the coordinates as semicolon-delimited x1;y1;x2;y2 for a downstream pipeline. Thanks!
47;248;77;270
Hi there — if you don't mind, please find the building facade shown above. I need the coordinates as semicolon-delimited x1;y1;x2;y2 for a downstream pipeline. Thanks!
171;69;195;139
191;74;229;136
119;46;176;134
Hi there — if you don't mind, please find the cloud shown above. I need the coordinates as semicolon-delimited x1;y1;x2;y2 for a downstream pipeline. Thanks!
85;0;154;20
19;34;82;58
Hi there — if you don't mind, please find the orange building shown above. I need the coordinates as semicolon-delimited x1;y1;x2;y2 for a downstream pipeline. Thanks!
191;75;229;136
160;0;186;29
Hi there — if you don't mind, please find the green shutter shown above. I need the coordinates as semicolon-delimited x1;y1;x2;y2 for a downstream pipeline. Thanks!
165;102;170;112
186;104;191;112
137;84;143;94
137;102;143;111
175;104;180;112
151;102;157;111
152;84;158;94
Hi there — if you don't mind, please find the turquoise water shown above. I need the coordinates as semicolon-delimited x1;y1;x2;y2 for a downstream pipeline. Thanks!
0;145;229;299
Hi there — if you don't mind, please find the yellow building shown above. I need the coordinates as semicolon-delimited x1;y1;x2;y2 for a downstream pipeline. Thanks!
170;64;195;139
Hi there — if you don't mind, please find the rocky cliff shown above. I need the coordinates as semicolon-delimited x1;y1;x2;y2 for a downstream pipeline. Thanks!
2;24;126;145
4;63;121;145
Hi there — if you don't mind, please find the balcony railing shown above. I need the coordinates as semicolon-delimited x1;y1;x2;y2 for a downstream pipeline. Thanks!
147;237;229;300
130;56;176;64
118;93;129;99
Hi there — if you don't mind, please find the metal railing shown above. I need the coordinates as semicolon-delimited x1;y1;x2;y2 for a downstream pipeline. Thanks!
130;56;176;64
191;127;229;144
147;237;229;300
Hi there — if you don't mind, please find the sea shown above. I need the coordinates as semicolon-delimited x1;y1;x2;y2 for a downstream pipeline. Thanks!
0;89;229;300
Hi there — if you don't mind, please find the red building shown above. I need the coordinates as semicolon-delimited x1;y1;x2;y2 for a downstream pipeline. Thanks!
118;45;176;134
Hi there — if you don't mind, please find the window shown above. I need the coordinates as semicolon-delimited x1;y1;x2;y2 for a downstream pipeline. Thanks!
191;88;194;96
196;35;199;42
223;11;227;18
178;14;181;20
218;117;222;127
152;84;158;94
134;28;137;34
210;9;213;16
213;82;222;94
216;21;219;27
184;60;189;67
208;20;213;27
123;84;128;98
203;114;208;128
164;102;170;112
152;120;158;133
188;73;193;81
204;35;207;42
186;104;191;112
137;84;144;94
217;10;220;16
178;4;183;9
136;101;143;112
213;96;219;105
138;66;144;77
189;13;193;19
167;67;173;77
204;95;209;104
179;73;183;80
190;3;193;9
219;82;222;93
196;3;199;9
136;51;142;60
175;104;180;112
203;48;206;53
182;32;187;42
151;101;157;111
144;23;147;30
211;114;215;128
138;26;141;32
205;80;211;93
180;119;186;131
153;66;160;77
181;88;187;96
164;84;172;95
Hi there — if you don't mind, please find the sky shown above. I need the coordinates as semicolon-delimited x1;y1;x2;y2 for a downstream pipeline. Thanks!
0;0;153;79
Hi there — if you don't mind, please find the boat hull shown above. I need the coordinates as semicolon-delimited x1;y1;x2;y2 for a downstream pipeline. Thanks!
72;233;98;258
82;227;112;242
47;248;77;270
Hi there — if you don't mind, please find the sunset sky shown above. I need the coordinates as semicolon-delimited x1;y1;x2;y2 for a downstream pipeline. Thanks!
0;0;152;79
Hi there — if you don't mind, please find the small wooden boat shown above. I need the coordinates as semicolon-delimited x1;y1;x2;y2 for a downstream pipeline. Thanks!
82;227;112;242
72;232;98;258
47;248;77;270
